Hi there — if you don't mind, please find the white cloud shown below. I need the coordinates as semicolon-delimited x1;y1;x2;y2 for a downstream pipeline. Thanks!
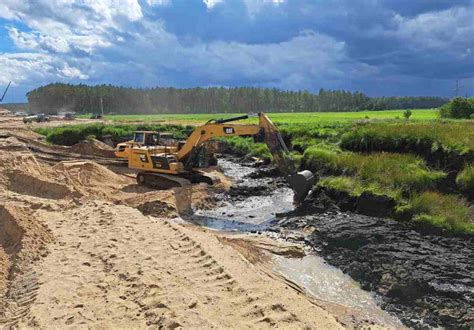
244;0;286;15
122;26;372;89
0;52;56;85
58;63;89;79
0;0;142;55
8;28;40;50
0;0;376;95
391;6;474;53
146;0;172;6
203;0;224;9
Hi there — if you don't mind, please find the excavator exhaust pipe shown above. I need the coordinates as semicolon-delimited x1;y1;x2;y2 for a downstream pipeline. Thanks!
287;170;316;205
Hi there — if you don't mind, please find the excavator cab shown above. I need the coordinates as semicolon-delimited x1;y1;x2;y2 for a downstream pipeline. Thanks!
115;131;177;158
132;131;159;145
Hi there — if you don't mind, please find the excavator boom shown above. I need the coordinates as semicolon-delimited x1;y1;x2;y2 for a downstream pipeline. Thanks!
176;113;315;204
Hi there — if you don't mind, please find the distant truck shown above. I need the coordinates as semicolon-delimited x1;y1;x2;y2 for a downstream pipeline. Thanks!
64;113;75;120
23;113;49;123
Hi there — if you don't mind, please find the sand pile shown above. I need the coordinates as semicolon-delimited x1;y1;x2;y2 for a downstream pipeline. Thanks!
0;204;53;296
53;161;133;199
69;139;115;158
0;150;43;176
0;150;46;190
136;199;176;217
6;170;79;200
0;149;83;201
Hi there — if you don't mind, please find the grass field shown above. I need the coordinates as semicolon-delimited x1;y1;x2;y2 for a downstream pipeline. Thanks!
82;109;439;125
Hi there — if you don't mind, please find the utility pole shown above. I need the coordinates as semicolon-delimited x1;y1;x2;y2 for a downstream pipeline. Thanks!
0;81;11;102
453;79;463;97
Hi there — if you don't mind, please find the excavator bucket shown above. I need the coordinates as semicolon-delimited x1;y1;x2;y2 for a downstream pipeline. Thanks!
287;170;316;204
258;113;315;204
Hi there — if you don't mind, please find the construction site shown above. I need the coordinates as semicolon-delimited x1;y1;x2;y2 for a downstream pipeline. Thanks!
0;108;472;329
0;110;408;329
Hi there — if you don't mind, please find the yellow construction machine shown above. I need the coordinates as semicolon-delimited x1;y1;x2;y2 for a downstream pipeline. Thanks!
116;113;315;204
115;131;175;158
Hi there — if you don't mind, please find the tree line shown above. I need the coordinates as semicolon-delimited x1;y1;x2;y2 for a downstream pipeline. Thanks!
27;83;448;114
439;97;474;119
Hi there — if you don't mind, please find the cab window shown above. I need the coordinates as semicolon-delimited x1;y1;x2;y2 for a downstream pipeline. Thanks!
134;133;145;143
145;134;160;145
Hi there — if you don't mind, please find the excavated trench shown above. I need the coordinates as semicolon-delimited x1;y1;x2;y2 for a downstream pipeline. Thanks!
193;155;473;329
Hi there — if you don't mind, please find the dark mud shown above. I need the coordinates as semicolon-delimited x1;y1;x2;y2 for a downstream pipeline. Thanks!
277;209;474;328
205;156;474;329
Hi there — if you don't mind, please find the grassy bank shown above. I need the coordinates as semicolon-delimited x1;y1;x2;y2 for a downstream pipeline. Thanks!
303;148;446;194
340;121;474;169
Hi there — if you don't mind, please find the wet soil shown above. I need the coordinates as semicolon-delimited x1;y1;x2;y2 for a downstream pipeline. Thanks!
278;210;474;328
202;155;474;329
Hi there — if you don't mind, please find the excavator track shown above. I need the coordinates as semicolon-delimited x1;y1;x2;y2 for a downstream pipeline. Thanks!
137;172;191;190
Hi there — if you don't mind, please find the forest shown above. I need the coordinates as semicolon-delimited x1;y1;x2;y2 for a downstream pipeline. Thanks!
26;83;448;114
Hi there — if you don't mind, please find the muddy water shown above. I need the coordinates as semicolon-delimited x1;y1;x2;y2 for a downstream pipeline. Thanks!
192;158;294;231
192;157;404;328
192;157;474;329
273;255;404;328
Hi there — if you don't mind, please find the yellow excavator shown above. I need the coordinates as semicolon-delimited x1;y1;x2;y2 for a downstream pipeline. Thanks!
116;113;315;204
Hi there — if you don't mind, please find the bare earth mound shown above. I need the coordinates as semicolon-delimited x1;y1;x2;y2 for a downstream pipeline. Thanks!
7;170;79;200
69;139;115;158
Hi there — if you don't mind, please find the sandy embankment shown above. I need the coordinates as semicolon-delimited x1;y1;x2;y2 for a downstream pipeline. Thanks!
0;119;343;328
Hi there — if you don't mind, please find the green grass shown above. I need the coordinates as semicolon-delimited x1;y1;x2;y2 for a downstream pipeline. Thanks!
318;176;388;198
35;123;193;146
82;109;439;124
341;121;474;157
397;192;473;233
303;147;446;194
220;136;272;161
456;164;474;194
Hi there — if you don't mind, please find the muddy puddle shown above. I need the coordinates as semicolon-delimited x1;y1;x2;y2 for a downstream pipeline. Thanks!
192;158;294;231
189;156;473;329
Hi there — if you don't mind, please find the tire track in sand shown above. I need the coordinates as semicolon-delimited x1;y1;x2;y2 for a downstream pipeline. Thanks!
16;201;341;329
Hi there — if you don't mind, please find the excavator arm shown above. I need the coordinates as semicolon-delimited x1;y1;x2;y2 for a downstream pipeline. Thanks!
257;113;315;204
177;113;315;204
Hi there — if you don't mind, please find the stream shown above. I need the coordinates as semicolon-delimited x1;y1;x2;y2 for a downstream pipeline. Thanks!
191;158;404;328
189;157;474;328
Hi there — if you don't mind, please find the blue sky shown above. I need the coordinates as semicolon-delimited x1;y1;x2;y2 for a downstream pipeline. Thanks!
0;0;473;102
